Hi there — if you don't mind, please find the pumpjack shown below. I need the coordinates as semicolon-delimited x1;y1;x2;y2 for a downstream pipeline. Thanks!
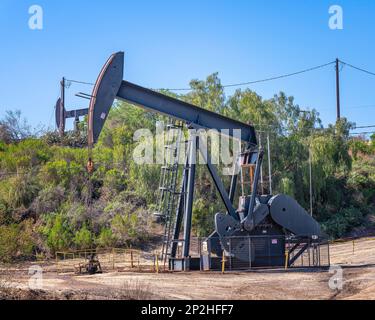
55;77;89;136
68;52;325;271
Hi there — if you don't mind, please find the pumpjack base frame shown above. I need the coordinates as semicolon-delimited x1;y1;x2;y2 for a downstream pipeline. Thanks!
168;235;330;272
169;257;201;271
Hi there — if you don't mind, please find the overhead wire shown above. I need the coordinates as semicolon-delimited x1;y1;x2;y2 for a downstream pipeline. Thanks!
64;60;336;92
350;131;375;135
340;60;375;77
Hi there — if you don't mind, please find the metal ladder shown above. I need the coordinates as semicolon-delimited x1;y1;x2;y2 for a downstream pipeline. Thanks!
154;120;184;265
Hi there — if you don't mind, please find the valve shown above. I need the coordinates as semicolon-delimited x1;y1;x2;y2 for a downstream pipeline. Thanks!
86;157;94;174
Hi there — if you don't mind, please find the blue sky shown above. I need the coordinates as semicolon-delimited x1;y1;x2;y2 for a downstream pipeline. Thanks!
0;0;375;131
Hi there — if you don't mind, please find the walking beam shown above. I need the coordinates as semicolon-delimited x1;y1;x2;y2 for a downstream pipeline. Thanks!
87;52;257;147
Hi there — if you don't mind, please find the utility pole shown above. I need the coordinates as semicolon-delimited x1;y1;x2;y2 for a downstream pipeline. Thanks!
309;147;313;217
335;58;341;121
59;77;65;137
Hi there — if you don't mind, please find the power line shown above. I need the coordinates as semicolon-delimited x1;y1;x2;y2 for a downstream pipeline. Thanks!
160;61;336;91
352;125;375;129
64;59;375;93
345;104;375;109
340;60;375;77
350;131;375;135
65;60;336;92
64;58;375;97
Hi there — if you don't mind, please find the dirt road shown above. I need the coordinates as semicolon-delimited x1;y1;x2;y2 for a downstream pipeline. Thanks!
1;237;375;300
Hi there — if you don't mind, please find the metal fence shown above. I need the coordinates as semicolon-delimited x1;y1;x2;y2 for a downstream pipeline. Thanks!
55;248;159;274
53;236;330;273
196;235;330;271
287;239;330;268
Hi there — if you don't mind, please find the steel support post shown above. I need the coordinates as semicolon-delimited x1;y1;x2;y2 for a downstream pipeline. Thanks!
170;141;191;258
182;134;197;261
228;153;240;203
246;149;264;219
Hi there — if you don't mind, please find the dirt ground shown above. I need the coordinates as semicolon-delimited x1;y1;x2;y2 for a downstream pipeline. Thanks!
2;237;375;300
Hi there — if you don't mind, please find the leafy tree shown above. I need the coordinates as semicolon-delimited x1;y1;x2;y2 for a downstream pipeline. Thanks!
184;73;225;113
0;110;33;143
45;214;72;252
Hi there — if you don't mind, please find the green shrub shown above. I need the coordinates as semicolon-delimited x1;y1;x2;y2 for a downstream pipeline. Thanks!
96;227;117;248
0;220;34;262
31;185;65;216
0;200;9;225
322;206;364;238
73;225;93;249
45;214;72;253
39;160;83;188
0;175;39;209
0;139;51;172
102;168;126;195
110;209;149;246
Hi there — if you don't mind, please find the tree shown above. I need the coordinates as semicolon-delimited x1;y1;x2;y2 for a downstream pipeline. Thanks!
0;110;33;143
184;73;225;113
45;214;72;252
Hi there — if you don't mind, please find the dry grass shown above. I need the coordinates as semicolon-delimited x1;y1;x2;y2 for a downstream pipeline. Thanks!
113;280;155;300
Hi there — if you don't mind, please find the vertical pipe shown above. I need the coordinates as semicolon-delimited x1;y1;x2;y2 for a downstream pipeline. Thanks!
248;237;251;270
267;133;272;195
59;77;65;137
228;156;238;203
259;133;264;194
182;134;197;259
335;58;341;121
309;148;313;216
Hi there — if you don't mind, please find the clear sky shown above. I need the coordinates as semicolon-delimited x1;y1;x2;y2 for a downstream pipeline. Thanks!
1;0;375;131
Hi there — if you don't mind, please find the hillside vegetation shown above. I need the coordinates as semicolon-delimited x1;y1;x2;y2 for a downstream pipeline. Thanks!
0;74;374;262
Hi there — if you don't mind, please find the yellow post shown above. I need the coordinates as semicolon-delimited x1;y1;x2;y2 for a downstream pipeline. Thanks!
284;251;289;270
352;240;355;255
221;251;226;274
